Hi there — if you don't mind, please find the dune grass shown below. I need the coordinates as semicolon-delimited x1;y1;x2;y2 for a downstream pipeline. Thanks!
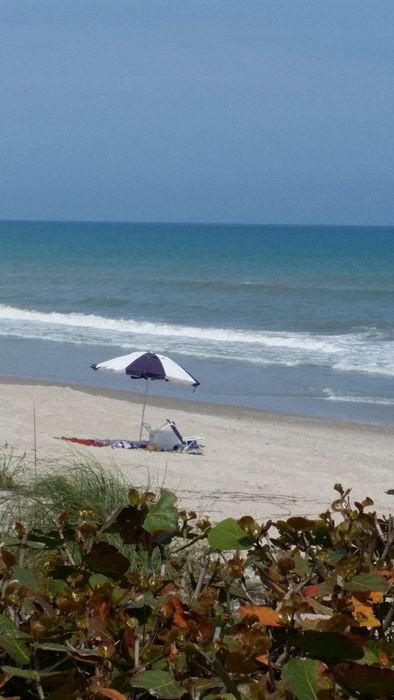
0;442;26;490
33;455;131;524
0;445;163;574
0;447;132;534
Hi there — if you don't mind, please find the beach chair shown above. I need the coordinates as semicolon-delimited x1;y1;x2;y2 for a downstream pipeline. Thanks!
145;418;204;454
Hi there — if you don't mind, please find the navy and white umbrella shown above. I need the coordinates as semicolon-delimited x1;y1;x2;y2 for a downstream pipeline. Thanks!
91;351;199;438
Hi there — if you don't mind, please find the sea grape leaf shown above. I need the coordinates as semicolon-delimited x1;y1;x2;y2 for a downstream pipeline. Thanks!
334;663;394;695
48;579;71;597
286;517;324;532
208;519;254;551
229;582;250;599
49;564;89;585
293;553;311;576
309;526;331;547
0;547;15;568
0;666;35;679
357;639;394;666
0;615;31;666
143;490;178;533
223;651;256;674
282;658;325;700
28;526;75;547
229;582;249;600
132;670;185;698
326;548;347;565
101;505;144;543
83;542;130;578
239;605;283;627
11;565;43;593
1;665;65;679
27;529;63;548
0;638;30;667
358;646;380;666
89;573;111;588
343;573;388;592
289;631;363;665
24;540;47;549
351;597;380;627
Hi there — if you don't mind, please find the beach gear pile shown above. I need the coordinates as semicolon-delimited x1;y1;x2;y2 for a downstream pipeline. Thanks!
57;419;204;454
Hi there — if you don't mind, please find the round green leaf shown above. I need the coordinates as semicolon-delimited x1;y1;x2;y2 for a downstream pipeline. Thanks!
132;670;185;699
12;565;43;593
290;631;363;665
208;519;254;550
343;573;388;592
282;658;324;700
143;490;178;533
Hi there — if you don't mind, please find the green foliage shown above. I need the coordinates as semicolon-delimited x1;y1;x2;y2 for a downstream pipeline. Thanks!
0;616;31;665
207;518;255;550
0;481;393;699
32;456;131;524
0;443;26;490
143;490;179;533
282;658;325;700
343;572;388;592
132;670;185;698
0;454;133;545
288;631;363;666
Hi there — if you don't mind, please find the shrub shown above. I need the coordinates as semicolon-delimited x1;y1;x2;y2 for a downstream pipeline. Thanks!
0;482;393;699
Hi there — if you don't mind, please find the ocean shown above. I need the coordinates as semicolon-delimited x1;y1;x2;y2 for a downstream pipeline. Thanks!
0;220;393;425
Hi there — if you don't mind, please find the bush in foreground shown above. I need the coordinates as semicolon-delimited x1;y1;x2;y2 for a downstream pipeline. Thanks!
0;479;394;699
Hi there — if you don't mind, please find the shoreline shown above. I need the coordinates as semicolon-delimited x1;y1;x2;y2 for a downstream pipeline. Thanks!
1;375;392;435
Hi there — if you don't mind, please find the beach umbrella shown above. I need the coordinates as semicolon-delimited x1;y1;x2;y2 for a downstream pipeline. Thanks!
91;351;199;438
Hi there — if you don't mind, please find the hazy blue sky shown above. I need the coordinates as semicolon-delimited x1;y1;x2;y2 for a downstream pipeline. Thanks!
1;0;393;225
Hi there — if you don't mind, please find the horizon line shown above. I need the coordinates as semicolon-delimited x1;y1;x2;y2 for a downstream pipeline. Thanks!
0;217;393;229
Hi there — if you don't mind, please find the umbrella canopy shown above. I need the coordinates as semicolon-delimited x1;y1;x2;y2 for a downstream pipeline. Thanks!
91;351;199;438
91;351;199;386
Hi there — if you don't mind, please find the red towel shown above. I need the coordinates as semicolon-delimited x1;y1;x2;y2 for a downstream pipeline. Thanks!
57;437;106;447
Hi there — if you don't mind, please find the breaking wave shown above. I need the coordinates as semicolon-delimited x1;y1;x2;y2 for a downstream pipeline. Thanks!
324;389;394;406
0;304;393;377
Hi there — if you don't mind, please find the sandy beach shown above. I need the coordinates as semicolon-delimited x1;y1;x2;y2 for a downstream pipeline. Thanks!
1;378;393;522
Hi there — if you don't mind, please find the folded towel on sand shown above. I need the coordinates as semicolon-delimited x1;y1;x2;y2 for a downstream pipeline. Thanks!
56;437;149;449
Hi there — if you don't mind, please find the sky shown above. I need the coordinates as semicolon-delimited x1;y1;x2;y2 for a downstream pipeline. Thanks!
0;0;393;226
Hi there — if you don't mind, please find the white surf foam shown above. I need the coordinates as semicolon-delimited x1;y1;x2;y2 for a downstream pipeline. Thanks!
0;304;343;348
324;389;394;406
0;304;393;377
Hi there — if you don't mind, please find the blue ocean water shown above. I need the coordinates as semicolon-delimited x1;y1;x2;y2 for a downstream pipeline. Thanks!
0;220;393;424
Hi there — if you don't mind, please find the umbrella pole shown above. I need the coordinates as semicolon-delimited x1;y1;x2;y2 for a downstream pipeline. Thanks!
139;379;149;440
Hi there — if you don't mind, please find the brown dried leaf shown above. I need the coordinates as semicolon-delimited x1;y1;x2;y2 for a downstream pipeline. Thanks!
240;605;283;627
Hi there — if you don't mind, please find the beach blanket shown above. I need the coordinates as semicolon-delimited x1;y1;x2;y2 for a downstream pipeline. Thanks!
56;437;149;449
